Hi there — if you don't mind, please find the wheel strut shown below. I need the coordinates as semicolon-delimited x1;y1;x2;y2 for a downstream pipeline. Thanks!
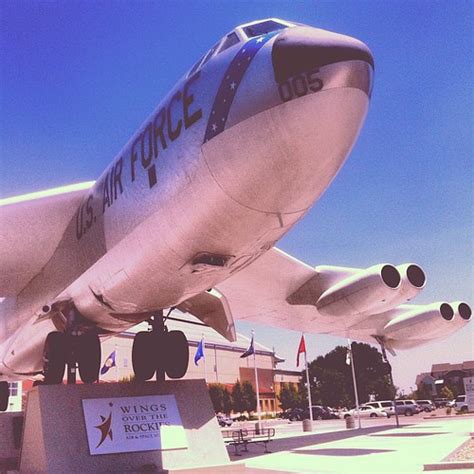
42;306;101;385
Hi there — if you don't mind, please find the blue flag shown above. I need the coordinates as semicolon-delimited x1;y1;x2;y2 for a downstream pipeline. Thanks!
194;338;205;366
240;335;255;358
100;350;116;375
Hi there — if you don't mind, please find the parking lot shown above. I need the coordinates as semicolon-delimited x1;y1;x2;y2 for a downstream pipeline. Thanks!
225;407;445;439
223;413;474;472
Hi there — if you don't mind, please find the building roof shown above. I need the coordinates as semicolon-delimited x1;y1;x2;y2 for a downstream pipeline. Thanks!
431;360;474;375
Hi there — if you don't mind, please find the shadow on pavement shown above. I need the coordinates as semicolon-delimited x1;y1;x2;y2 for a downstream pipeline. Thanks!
403;425;442;429
290;447;395;456
371;432;448;437
228;425;396;460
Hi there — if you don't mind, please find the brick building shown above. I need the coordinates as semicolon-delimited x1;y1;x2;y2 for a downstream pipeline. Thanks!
415;360;474;396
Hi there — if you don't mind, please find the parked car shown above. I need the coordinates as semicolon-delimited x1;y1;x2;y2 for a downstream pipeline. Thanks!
282;407;304;421
216;414;233;427
303;405;337;420
364;400;395;417
416;400;435;412
433;398;450;408
325;406;342;419
394;400;420;416
343;405;388;419
454;395;468;413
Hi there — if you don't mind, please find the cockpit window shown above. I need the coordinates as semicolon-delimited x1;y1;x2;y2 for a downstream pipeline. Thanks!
243;20;287;38
218;32;240;53
200;41;220;68
188;54;205;77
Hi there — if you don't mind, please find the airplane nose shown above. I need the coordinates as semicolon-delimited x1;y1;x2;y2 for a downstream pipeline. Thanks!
272;26;374;84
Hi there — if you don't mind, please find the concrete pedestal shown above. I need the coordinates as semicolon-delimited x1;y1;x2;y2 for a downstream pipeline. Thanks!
20;379;238;473
0;412;23;471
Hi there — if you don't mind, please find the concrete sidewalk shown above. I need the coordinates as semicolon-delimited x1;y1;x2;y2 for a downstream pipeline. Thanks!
231;417;474;473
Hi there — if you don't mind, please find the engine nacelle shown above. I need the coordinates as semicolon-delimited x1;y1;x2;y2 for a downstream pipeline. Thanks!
450;301;472;330
367;263;426;314
316;264;401;317
382;302;455;340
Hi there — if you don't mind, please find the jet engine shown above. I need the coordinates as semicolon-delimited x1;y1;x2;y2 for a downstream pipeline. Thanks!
382;301;462;340
367;263;426;314
450;301;472;329
315;264;401;317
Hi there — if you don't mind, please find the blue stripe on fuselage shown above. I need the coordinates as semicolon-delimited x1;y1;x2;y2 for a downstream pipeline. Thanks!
203;31;278;144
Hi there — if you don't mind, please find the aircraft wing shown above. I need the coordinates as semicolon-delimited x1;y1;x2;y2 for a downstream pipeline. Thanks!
0;182;94;295
216;248;471;350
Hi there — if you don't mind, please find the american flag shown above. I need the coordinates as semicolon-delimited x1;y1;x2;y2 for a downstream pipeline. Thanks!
203;31;279;144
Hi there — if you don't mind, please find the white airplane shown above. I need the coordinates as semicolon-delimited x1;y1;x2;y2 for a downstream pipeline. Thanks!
0;18;470;410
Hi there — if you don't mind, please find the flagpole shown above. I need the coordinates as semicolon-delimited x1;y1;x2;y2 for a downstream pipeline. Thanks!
252;330;262;427
348;339;361;429
304;335;314;424
115;343;119;383
202;334;207;383
214;345;218;383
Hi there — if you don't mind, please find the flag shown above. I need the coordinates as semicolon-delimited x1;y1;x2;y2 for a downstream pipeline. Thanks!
240;335;255;358
346;339;352;365
100;350;116;375
296;334;306;367
194;338;205;366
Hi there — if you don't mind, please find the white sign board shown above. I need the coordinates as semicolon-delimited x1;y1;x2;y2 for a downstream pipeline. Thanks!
463;376;474;411
82;394;187;455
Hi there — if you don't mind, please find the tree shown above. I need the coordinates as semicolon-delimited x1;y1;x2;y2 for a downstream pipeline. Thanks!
278;383;300;410
441;386;454;400
307;343;395;408
242;380;257;413
222;387;232;414
415;383;432;400
231;380;246;413
208;383;225;413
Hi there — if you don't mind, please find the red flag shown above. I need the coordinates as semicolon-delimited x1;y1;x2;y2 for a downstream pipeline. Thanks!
296;334;306;367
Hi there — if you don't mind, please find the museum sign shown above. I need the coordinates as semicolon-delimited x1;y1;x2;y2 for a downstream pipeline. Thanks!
82;394;187;455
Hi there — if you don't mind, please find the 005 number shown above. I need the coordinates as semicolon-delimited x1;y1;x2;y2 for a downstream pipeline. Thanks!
278;69;323;102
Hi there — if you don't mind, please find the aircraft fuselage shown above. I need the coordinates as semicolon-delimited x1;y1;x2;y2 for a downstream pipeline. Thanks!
1;20;374;377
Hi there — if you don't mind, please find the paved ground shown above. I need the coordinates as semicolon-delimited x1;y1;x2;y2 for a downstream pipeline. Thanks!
225;415;474;473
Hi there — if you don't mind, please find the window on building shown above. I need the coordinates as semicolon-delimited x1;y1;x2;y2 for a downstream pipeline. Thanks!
9;382;18;397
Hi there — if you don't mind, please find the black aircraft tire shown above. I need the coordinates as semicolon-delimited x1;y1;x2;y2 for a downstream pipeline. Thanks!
0;381;9;411
77;333;102;384
165;330;189;379
133;332;157;381
43;332;67;385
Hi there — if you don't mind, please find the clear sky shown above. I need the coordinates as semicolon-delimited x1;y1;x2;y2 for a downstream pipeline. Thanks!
1;1;472;393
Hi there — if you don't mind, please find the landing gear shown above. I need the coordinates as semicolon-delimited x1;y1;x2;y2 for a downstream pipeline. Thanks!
132;312;189;382
43;332;67;384
132;331;157;381
42;307;101;385
77;333;102;384
165;330;189;379
0;381;9;411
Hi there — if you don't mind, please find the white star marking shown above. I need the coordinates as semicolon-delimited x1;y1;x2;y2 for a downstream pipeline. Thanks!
212;123;217;132
256;37;264;43
230;82;236;90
